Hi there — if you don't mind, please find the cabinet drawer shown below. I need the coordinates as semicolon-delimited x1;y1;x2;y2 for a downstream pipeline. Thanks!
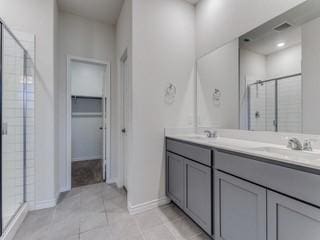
215;150;320;207
166;139;212;167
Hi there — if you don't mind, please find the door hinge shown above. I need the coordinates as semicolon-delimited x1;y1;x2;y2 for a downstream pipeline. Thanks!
2;123;8;135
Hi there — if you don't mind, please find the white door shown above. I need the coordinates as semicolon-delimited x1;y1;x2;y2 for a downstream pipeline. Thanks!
120;51;129;188
102;96;107;180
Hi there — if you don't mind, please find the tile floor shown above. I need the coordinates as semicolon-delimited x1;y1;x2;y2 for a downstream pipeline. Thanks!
13;183;211;240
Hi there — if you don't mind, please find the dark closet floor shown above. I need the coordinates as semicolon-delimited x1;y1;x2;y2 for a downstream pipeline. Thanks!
72;159;103;188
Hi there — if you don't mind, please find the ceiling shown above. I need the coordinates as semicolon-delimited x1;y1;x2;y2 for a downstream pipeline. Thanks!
241;27;301;55
58;0;200;25
57;0;125;25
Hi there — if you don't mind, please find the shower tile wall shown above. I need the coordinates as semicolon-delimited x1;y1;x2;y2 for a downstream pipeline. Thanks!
278;76;302;133
2;28;35;229
15;31;35;209
2;28;24;228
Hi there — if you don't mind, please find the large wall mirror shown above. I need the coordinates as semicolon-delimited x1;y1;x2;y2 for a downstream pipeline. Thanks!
197;0;320;135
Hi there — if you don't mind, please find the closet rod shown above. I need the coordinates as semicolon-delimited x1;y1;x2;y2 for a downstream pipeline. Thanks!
71;95;102;100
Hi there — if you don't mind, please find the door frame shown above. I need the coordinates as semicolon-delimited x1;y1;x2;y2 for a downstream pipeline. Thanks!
66;55;111;190
0;21;3;235
119;49;129;189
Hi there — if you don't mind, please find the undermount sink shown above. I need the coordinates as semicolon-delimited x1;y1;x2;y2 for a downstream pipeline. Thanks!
185;135;208;140
249;147;320;161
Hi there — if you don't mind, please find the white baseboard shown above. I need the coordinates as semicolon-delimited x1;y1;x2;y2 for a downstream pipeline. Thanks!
0;203;28;240
72;156;103;162
128;197;171;215
106;177;117;184
34;198;57;210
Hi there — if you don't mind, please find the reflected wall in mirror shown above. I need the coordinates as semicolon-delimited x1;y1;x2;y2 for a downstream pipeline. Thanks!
197;40;239;128
239;0;320;134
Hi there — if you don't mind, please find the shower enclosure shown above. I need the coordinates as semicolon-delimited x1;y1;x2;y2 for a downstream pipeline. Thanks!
0;20;34;235
248;73;302;133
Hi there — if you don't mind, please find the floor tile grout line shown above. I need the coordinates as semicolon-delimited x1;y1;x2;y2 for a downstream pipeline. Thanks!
14;183;205;240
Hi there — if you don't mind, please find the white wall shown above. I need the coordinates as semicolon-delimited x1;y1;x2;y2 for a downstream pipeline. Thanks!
129;0;195;207
115;0;132;188
240;48;267;84
0;0;57;208
302;17;320;134
57;11;117;190
54;0;60;202
195;0;306;57
71;117;103;161
197;40;239;128
70;60;106;97
266;44;302;79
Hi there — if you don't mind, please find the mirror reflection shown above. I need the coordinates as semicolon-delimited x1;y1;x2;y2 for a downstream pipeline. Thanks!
239;16;303;133
239;0;320;134
197;40;239;129
197;0;320;135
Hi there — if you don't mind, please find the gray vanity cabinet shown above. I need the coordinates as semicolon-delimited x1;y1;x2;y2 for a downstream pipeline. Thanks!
166;152;185;209
166;138;213;236
215;171;267;240
267;191;320;240
185;159;212;235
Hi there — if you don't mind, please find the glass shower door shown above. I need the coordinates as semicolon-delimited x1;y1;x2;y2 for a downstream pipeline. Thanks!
248;81;276;132
248;75;302;133
1;26;25;230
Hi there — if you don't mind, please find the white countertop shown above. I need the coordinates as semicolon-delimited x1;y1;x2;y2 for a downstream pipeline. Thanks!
166;134;320;172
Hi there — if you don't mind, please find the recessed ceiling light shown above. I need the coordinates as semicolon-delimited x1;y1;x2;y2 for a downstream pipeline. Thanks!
277;42;285;47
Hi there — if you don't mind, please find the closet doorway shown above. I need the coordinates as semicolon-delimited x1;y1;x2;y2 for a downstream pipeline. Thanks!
67;57;110;189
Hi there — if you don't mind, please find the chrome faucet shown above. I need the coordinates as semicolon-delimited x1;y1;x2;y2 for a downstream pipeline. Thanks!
287;137;303;150
204;130;218;138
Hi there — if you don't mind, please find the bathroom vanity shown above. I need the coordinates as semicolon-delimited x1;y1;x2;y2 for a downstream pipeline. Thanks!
166;135;320;240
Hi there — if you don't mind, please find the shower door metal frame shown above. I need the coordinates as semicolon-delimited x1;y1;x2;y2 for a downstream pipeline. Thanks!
247;73;302;132
0;21;3;236
23;51;27;203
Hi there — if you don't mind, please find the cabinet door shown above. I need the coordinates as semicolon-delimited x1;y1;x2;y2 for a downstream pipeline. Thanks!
166;152;185;208
185;159;212;235
268;191;320;240
215;171;267;240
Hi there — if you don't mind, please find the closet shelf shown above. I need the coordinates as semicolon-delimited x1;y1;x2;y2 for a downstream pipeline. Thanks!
72;112;102;117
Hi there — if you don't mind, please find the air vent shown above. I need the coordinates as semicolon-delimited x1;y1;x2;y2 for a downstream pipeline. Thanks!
273;22;292;31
